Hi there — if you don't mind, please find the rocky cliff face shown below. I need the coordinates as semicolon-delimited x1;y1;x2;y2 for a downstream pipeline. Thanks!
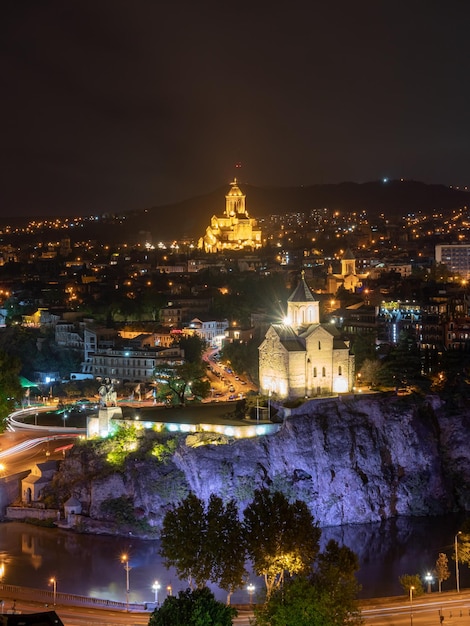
54;394;470;534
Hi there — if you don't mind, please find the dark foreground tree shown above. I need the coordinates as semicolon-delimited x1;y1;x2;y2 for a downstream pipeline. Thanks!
312;539;362;624
149;587;236;626
253;574;362;626
160;493;247;599
206;495;247;604
243;488;321;599
160;493;210;589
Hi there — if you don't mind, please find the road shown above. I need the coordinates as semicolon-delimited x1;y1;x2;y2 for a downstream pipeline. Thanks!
7;591;470;626
361;591;470;626
0;588;254;626
203;348;257;402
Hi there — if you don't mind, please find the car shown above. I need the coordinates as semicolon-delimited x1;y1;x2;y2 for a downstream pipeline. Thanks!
229;394;237;400
240;380;247;385
235;376;239;380
229;385;235;392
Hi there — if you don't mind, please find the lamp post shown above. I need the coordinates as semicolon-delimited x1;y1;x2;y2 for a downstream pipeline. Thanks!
152;581;161;605
166;584;172;597
455;531;462;593
49;577;56;606
425;572;433;593
121;554;131;611
409;585;415;626
247;583;255;605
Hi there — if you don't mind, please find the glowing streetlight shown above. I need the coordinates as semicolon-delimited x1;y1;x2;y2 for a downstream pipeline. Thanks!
152;580;161;605
49;577;56;605
247;583;255;605
455;531;462;593
425;572;433;593
409;585;415;626
166;584;172;597
121;554;131;611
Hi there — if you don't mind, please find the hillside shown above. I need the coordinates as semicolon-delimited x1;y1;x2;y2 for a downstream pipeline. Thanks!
1;179;468;245
136;179;470;241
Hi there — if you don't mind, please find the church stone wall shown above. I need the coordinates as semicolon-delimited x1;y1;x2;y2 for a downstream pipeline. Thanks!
286;352;308;399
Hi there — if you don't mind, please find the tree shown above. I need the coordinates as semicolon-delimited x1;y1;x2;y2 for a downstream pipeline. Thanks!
177;335;207;364
313;539;362;620
206;495;247;604
434;553;450;592
160;493;247;601
154;362;209;405
350;333;376;372
376;330;422;389
253;574;362;626
398;574;424;596
149;587;236;626
359;358;383;388
160;493;210;589
243;488;321;599
0;350;23;429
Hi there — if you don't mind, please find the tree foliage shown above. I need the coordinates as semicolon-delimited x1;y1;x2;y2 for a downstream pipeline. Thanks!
434;553;450;592
243;488;321;599
221;338;260;382
206;495;247;604
398;574;424;596
253;574;362;626
154;362;209;405
177;334;207;364
312;540;362;623
160;493;210;589
160;493;247;600
0;350;23;427
376;330;423;389
149;587;237;626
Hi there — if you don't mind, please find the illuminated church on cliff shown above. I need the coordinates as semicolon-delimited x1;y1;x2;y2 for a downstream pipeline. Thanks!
198;179;262;253
259;273;355;400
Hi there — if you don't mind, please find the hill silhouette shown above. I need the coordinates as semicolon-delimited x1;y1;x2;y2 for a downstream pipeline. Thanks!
140;179;470;241
2;179;468;245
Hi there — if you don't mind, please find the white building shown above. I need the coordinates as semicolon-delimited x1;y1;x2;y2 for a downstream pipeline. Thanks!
187;317;229;348
259;273;355;399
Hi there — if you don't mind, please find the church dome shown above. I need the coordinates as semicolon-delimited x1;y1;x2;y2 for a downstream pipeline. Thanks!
227;178;244;197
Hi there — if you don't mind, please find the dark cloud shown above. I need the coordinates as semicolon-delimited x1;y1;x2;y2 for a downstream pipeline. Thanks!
2;1;470;217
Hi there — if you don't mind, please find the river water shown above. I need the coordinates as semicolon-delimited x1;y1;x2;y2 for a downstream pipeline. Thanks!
0;514;467;604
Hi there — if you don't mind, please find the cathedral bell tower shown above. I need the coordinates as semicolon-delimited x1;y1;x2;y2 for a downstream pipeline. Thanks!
286;271;320;331
225;178;247;217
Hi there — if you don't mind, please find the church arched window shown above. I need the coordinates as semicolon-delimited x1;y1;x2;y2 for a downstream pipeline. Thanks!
338;365;342;375
322;367;326;377
318;341;321;350
313;367;317;377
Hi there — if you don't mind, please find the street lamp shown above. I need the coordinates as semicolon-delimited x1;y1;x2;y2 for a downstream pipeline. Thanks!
49;577;56;605
166;584;172;597
455;531;462;593
152;581;161;605
409;585;415;626
425;571;433;593
121;554;131;611
247;583;255;605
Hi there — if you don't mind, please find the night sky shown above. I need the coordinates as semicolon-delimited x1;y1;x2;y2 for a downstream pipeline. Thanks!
2;1;470;218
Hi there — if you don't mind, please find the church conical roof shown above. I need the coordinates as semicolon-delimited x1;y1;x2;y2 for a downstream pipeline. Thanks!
226;178;244;197
287;274;316;302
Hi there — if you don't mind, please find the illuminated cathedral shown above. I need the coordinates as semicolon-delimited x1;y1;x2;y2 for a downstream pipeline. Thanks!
198;179;262;253
259;273;355;400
